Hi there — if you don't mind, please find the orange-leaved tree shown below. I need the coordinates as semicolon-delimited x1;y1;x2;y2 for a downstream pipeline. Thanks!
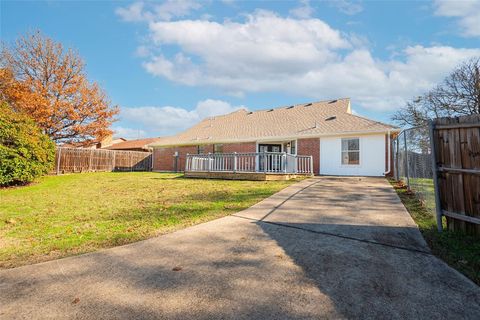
0;31;119;146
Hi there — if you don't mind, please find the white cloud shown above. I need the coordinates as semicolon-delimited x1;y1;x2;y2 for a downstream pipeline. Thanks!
115;0;201;22
138;10;480;111
434;0;480;37
153;0;202;21
290;0;314;19
143;53;201;85
115;2;152;22
118;99;244;136
112;126;148;139
195;99;242;119
145;10;349;88
135;45;151;57
329;0;363;15
301;45;480;110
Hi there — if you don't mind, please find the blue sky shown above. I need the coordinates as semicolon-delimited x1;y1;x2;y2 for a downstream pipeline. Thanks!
2;0;479;139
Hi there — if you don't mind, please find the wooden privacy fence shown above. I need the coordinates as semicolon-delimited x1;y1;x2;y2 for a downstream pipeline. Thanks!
430;114;480;236
54;147;152;174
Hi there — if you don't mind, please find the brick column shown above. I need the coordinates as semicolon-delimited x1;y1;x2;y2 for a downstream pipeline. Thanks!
297;138;320;175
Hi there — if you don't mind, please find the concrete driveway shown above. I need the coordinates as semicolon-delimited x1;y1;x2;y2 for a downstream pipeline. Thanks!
1;177;479;319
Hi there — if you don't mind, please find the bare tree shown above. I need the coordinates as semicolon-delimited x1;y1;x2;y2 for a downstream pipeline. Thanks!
393;57;480;127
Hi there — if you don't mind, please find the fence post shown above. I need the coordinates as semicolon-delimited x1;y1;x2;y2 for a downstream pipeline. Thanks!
263;152;267;173
150;150;154;171
56;147;62;175
403;131;410;190
310;156;314;175
233;152;237;173
428;120;443;232
395;137;399;180
208;153;212;172
112;151;116;172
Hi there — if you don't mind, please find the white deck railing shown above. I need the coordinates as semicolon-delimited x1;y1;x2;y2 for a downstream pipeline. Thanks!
185;152;313;174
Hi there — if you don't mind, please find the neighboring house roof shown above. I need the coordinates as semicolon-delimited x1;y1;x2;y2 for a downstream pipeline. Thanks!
150;98;399;147
60;136;127;149
105;137;162;151
99;136;127;149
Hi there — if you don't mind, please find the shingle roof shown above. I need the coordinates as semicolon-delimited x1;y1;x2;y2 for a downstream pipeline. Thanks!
150;98;398;147
106;137;163;150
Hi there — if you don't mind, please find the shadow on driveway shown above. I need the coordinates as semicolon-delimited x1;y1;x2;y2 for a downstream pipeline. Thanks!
256;220;480;319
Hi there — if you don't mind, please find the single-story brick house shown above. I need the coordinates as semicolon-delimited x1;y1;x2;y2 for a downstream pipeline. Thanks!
149;98;399;177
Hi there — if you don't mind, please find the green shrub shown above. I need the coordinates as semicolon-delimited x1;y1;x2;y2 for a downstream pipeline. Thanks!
0;102;55;186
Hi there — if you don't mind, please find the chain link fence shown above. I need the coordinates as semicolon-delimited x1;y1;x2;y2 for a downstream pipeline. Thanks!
394;126;436;214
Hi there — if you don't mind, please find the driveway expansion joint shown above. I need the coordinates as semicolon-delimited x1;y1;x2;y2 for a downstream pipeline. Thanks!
231;213;432;256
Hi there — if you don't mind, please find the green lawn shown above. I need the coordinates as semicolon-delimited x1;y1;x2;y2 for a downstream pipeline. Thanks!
389;179;480;285
0;172;296;268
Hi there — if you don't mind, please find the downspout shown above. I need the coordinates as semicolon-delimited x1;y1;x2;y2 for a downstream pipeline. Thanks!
383;130;391;176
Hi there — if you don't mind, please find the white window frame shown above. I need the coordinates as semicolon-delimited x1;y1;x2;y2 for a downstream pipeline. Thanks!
341;138;360;166
288;139;297;155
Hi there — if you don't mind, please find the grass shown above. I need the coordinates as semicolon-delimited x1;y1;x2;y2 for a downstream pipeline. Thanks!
0;172;297;268
389;179;480;285
408;178;435;211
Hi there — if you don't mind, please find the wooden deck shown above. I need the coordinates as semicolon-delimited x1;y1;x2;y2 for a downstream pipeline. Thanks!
185;152;313;180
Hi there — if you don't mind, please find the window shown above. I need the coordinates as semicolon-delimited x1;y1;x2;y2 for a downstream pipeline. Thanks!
197;145;205;154
289;140;296;155
214;144;223;153
341;138;360;165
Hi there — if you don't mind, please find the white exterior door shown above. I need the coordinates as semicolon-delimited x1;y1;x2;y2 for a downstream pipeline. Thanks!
319;135;385;176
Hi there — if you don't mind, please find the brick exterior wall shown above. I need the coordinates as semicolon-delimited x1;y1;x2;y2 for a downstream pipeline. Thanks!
152;142;256;172
152;145;197;172
152;147;173;172
222;142;256;153
297;138;320;175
